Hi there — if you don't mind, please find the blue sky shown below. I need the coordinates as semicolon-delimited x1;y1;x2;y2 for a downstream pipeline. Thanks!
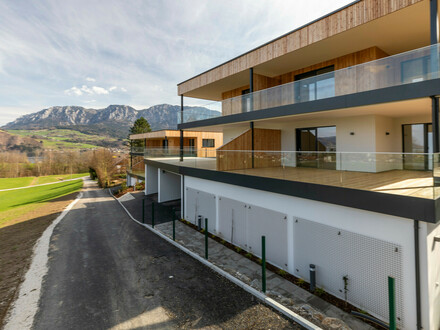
0;0;352;126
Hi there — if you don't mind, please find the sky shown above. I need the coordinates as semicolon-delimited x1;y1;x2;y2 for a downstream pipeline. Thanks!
0;0;353;126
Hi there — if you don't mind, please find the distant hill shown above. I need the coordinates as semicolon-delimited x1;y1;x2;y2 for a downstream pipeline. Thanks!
0;130;42;154
2;104;217;140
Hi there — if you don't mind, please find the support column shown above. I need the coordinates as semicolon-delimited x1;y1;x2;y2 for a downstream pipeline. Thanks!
250;121;254;168
180;95;184;162
431;0;439;78
431;0;438;45
432;96;439;153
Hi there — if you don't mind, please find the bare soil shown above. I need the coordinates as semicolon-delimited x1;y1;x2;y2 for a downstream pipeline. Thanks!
0;192;79;327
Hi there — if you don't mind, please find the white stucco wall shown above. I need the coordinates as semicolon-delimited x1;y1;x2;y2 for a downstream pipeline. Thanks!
424;221;440;330
183;175;421;329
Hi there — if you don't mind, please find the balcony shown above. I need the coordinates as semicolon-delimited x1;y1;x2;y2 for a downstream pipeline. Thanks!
179;43;440;124
143;148;440;200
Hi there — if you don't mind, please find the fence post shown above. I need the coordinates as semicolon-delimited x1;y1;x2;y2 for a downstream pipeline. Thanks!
205;218;208;259
173;217;176;241
142;199;145;224
388;276;396;330
262;235;266;293
152;202;155;228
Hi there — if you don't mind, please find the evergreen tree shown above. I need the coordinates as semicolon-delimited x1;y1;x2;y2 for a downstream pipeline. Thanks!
129;117;151;134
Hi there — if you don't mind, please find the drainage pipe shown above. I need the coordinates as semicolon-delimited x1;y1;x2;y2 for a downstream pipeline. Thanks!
414;219;422;330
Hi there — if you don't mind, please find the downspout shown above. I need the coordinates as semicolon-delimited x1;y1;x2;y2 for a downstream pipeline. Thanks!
414;219;422;330
250;121;254;168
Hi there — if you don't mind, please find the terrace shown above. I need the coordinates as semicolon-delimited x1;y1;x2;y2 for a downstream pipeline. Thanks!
143;148;440;200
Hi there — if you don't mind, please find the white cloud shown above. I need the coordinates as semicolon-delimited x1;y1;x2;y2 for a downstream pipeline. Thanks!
64;86;83;96
86;77;96;82
109;86;117;91
120;87;127;92
91;86;109;95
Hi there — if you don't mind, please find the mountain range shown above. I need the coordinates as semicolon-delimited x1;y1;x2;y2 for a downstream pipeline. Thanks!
2;104;215;139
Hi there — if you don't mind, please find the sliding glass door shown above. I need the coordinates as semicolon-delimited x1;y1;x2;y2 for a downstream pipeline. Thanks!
402;123;432;170
296;126;336;169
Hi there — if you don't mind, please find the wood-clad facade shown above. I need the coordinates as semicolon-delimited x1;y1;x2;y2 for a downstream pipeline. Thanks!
217;128;281;170
177;0;423;96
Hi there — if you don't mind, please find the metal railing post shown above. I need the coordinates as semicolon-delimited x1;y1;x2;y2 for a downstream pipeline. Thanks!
152;202;155;228
262;235;266;293
205;218;208;259
388;276;396;330
173;217;176;241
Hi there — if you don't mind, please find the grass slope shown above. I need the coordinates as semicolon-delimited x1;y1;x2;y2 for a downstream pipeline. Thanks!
0;179;83;227
7;128;121;150
0;173;87;189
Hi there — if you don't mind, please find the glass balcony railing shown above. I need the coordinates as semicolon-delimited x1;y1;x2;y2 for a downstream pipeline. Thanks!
143;148;440;199
180;43;440;124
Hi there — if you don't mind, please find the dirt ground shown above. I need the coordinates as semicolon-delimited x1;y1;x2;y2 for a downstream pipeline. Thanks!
0;192;79;327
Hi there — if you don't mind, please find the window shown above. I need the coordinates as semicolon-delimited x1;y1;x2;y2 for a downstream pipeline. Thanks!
294;65;335;102
202;139;215;148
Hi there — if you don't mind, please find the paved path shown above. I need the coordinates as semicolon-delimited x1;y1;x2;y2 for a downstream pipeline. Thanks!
32;180;299;329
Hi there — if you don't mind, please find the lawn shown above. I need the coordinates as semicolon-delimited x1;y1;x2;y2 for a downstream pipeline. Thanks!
0;173;88;189
0;177;35;190
0;179;83;227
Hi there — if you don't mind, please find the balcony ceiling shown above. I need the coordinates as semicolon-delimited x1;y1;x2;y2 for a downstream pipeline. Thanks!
183;0;433;101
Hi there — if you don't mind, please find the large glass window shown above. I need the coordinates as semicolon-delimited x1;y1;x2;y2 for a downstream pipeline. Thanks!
295;66;335;102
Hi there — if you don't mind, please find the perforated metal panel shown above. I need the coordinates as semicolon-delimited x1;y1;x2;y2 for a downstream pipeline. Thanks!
185;188;216;232
185;188;198;224
247;205;288;270
197;190;216;232
218;196;247;249
294;218;403;326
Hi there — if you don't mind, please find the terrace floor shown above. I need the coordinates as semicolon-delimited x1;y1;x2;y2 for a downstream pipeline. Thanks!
145;157;438;199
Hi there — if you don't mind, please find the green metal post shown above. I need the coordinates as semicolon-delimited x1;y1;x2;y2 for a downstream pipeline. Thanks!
142;199;145;223
388;276;396;330
205;218;208;259
262;236;266;293
173;218;176;241
152;202;155;228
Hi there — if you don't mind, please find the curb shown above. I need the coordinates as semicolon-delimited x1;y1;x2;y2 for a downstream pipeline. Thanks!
109;189;321;330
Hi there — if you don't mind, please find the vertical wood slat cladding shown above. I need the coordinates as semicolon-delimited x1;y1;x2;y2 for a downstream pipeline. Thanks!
178;0;422;95
217;129;281;171
221;46;389;115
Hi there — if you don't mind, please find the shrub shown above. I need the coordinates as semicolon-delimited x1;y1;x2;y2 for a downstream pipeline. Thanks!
278;269;287;276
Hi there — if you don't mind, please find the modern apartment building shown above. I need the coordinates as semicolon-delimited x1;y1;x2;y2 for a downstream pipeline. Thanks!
142;1;440;328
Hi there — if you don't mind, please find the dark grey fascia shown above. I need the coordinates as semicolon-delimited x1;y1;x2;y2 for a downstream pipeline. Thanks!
178;79;440;130
144;158;439;223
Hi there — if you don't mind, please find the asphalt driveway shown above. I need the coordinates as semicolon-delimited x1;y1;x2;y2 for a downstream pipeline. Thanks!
32;181;300;329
